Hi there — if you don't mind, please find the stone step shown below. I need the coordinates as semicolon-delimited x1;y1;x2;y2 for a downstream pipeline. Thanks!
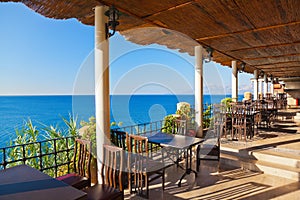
221;153;300;181
294;112;300;120
251;148;300;168
294;115;300;120
255;160;300;181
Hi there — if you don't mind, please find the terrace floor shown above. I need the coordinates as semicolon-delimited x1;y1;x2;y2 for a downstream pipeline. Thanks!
125;109;300;199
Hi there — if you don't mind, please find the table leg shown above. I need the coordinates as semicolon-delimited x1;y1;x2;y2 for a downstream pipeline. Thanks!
178;147;197;187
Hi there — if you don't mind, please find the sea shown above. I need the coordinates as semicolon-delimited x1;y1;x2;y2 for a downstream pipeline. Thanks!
0;94;242;148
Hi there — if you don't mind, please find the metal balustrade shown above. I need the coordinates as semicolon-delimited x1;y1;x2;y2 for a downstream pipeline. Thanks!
0;136;75;177
0;104;213;177
112;104;213;135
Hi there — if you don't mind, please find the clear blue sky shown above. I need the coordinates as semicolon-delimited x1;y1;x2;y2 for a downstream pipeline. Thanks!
0;2;253;95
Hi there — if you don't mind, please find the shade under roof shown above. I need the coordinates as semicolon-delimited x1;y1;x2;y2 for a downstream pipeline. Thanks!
3;0;300;78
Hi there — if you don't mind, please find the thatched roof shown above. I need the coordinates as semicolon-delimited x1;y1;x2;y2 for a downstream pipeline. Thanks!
3;0;300;78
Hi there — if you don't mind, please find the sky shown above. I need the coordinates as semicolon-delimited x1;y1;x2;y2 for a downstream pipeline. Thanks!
0;2;253;95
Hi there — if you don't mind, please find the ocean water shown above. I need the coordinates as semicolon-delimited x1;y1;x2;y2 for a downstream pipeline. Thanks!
0;94;241;148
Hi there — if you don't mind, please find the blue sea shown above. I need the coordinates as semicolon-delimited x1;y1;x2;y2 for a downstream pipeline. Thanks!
0;94;242;148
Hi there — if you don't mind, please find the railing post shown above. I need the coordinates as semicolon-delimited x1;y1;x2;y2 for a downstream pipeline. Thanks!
66;137;70;173
39;142;43;171
22;144;26;165
3;148;6;169
54;139;58;177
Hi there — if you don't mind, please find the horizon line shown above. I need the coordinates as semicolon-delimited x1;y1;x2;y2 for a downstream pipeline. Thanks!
0;93;244;96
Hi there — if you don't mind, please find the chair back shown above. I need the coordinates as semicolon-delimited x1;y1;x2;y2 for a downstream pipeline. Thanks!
101;144;124;192
110;130;128;150
127;134;148;154
231;104;246;123
172;119;187;135
73;138;92;184
196;105;223;171
212;104;226;137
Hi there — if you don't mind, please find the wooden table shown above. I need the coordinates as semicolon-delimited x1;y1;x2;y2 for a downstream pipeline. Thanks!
0;165;87;200
141;132;204;187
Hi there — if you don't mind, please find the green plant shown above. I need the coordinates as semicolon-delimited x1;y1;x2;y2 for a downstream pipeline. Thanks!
80;116;122;157
62;114;79;136
176;102;197;131
203;105;212;129
161;114;177;134
176;102;191;120
80;116;96;156
7;119;40;169
221;97;233;110
7;115;79;177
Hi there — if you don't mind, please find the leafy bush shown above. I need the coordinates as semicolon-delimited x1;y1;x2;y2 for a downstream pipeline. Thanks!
203;105;212;129
176;102;191;120
221;97;233;109
80;117;122;157
7;115;79;177
161;114;177;134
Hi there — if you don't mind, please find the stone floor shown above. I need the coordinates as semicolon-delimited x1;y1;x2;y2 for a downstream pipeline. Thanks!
124;109;300;199
124;159;300;199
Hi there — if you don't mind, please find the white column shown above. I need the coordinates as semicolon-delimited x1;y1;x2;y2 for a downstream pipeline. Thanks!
253;70;258;100
259;79;263;99
264;74;268;97
195;46;203;137
95;5;110;184
270;77;274;96
231;61;238;102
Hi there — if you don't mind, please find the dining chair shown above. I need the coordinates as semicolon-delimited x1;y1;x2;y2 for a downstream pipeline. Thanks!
127;134;165;198
56;138;92;189
196;104;224;172
223;104;232;138
172;119;187;135
110;130;128;150
231;104;247;141
83;144;124;200
170;119;188;166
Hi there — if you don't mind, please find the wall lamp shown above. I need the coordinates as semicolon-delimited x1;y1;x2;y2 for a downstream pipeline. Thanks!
238;62;246;73
204;47;213;63
105;5;120;38
259;70;265;78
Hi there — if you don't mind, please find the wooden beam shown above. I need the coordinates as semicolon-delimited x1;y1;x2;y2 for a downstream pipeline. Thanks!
229;41;300;53
256;61;300;67
196;21;300;41
243;53;300;61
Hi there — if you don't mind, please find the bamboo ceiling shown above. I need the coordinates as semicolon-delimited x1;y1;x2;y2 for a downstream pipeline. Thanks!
3;0;300;78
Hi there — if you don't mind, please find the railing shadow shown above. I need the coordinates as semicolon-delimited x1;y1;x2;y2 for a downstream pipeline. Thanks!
192;182;270;199
242;182;300;200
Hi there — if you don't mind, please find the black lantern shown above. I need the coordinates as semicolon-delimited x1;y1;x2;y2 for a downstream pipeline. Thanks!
204;47;213;63
105;6;120;38
239;62;246;73
259;70;265;77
